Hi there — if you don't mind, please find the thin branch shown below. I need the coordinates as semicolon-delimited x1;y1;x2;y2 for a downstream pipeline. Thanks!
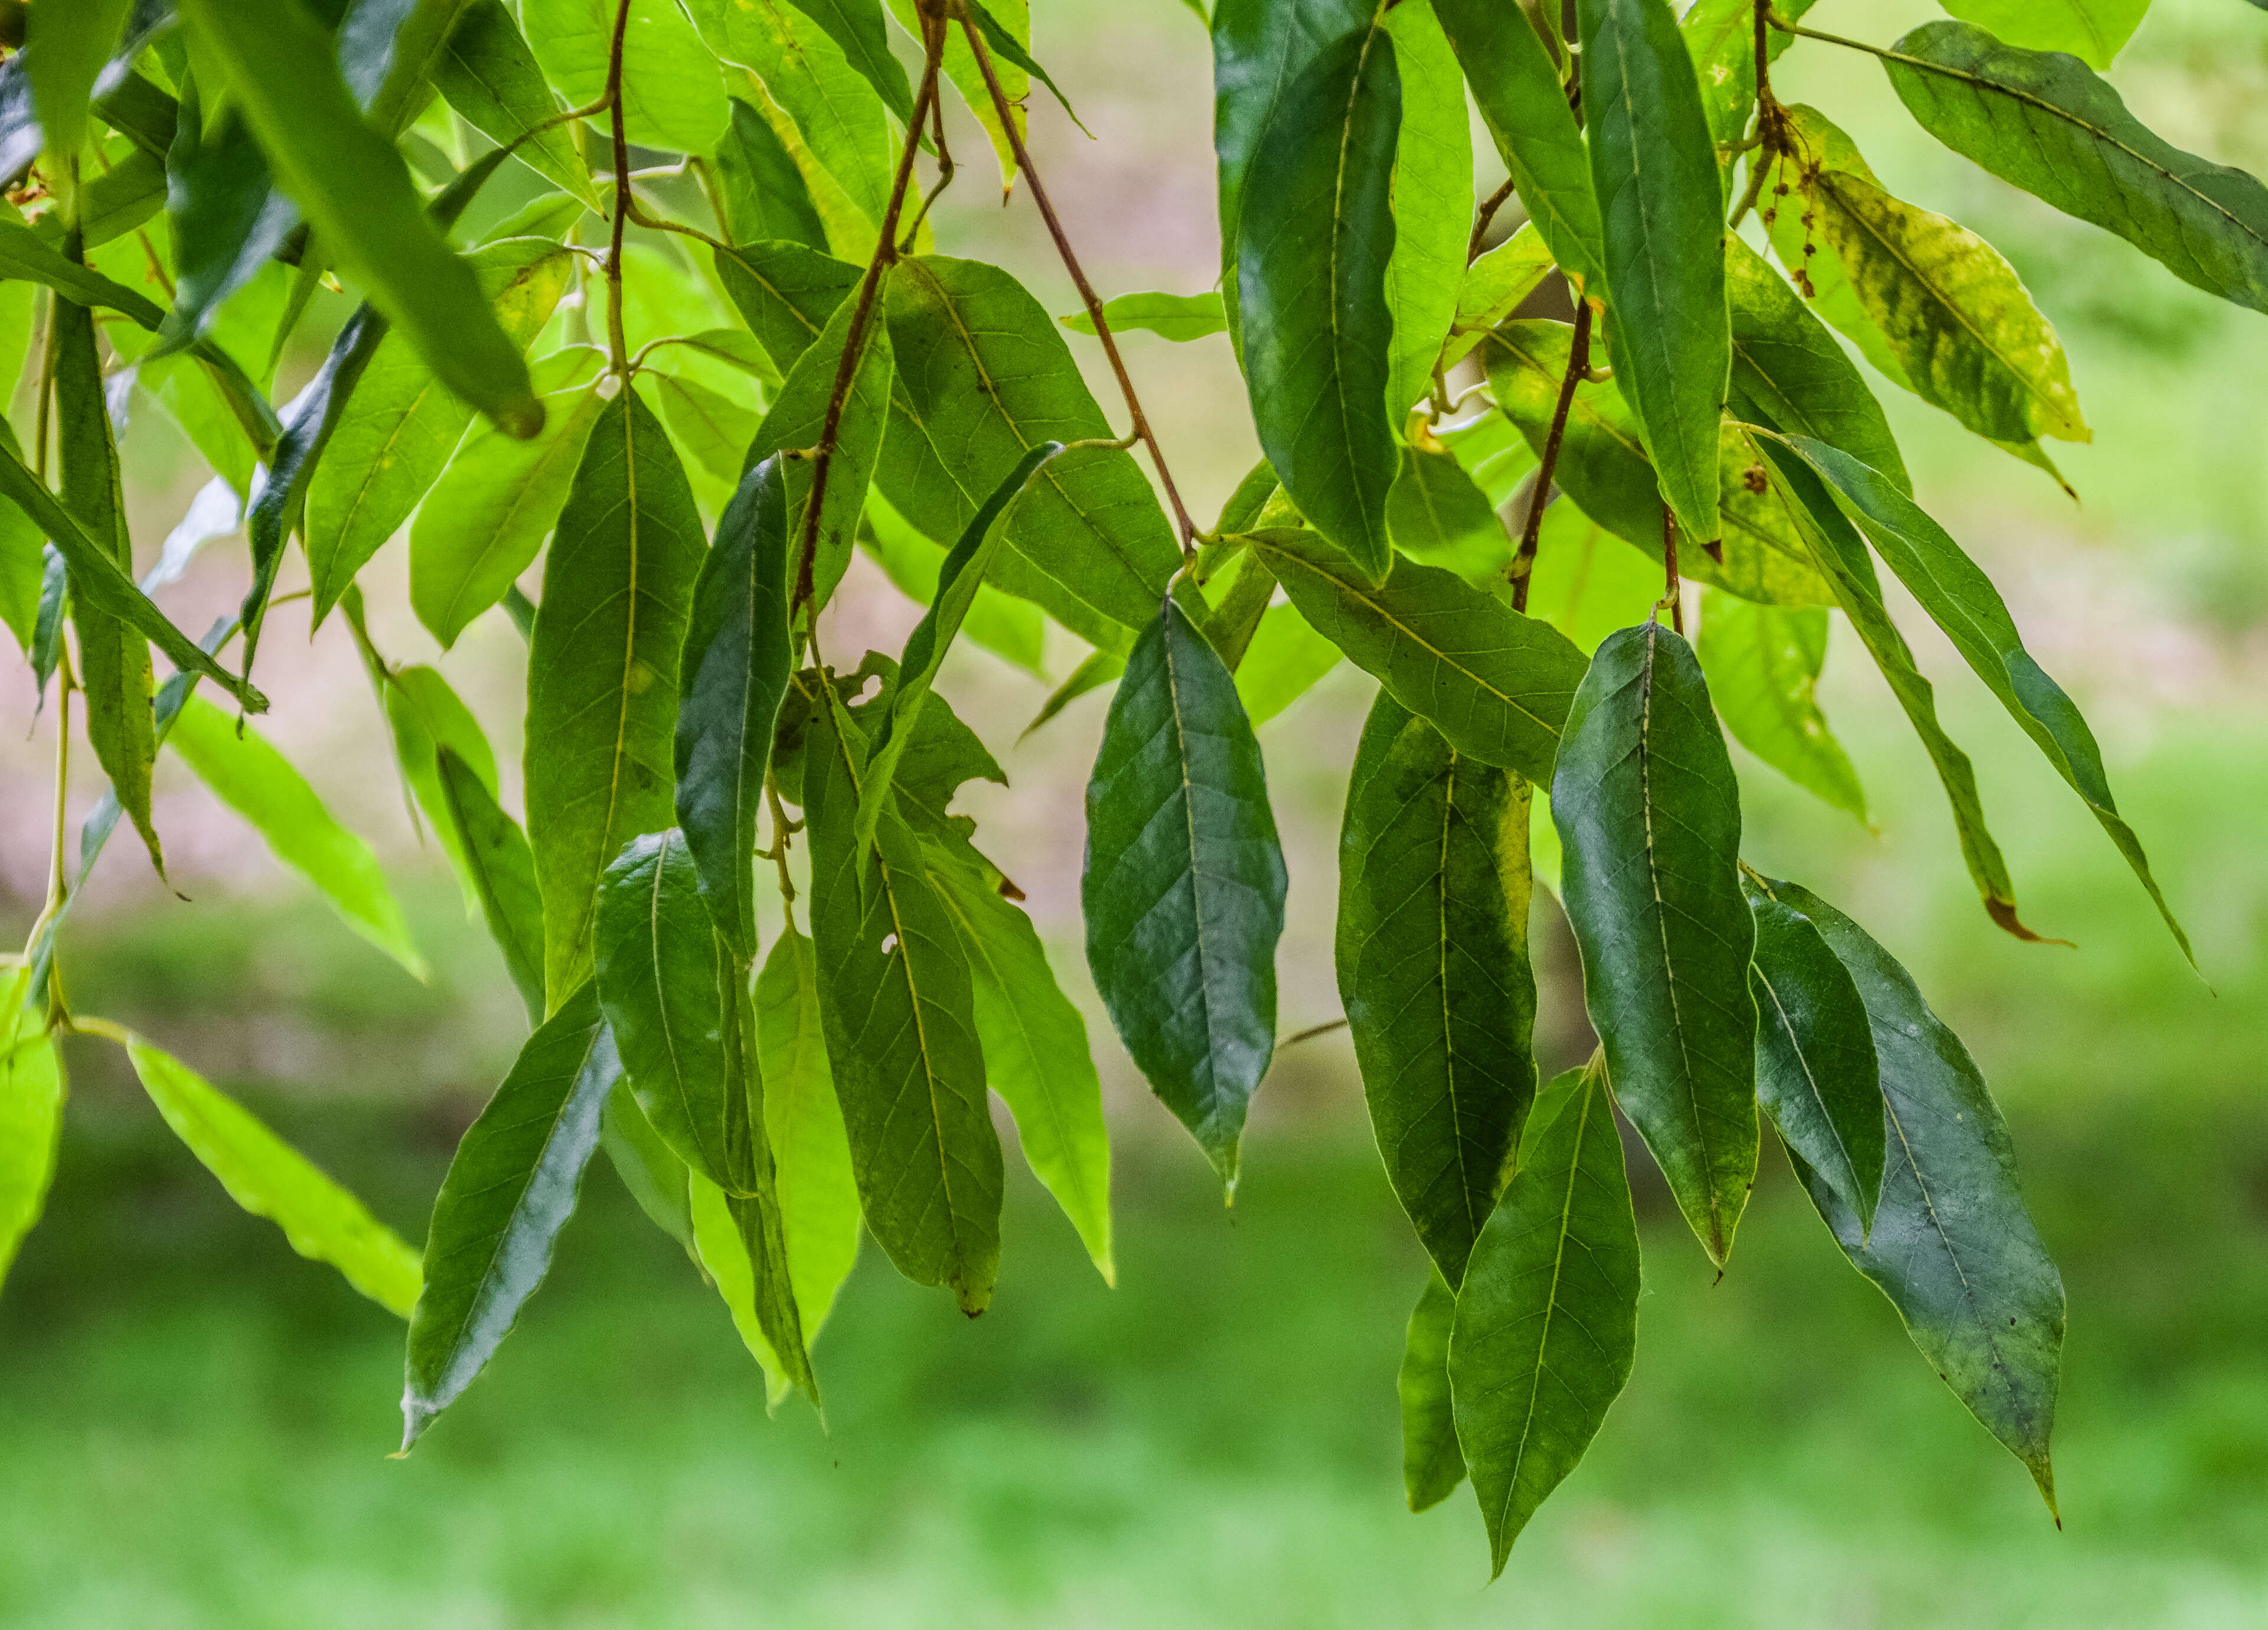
954;6;1200;556
1468;175;1518;263
1661;501;1683;634
1280;1017;1348;1049
1507;298;1593;612
602;0;634;374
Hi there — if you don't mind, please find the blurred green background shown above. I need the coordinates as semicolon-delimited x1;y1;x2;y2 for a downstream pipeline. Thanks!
6;1;2268;1624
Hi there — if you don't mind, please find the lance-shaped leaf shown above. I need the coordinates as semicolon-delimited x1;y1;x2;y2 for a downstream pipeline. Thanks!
880;255;1179;654
1062;291;1228;343
802;691;1002;1311
1890;21;2268;309
1577;0;1728;550
1338;693;1538;1288
437;746;546;1028
0;217;161;327
1084;596;1286;1188
158;96;301;356
1696;590;1865;822
888;0;1027;193
1399;1270;1464;1513
1235;21;1399;579
128;1036;422;1318
373;661;499;915
177;0;542;435
526;0;728;154
1764;879;2065;1514
1245;527;1587;784
782;0;913;126
1381;0;1473;423
28;0;131;196
675;457;793;959
434;0;602;204
853;441;1062;851
527;387;707;1005
1552;622;1757;1265
403;983;621;1448
1768;105;2086;449
1784;435;2188;959
1743;875;1884;1235
714;96;828;251
167;694;427;977
1235;601;1343;726
602;1081;695;1250
1450;1062;1640;1575
0;979;64;1292
755;927;861;1336
1434;0;1603;286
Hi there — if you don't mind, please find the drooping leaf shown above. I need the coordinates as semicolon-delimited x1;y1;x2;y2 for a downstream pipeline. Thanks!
1084;596;1286;1188
1433;0;1603;286
1450;1061;1640;1575
1235;18;1400;578
403;982;621;1448
1339;692;1538;1287
167;693;428;979
0;977;65;1292
602;1080;696;1250
127;1035;422;1318
527;388;707;1005
1765;879;2065;1514
156;92;301;356
1060;291;1228;343
965;0;1085;135
1381;0;1473;423
781;0;915;125
755;926;861;1336
1245;527;1588;784
436;746;547;1028
889;0;1027;192
1695;589;1865;822
1399;1270;1465;1513
1930;1;2149;74
1234;601;1343;726
26;0;132;197
713;96;829;250
524;0;729;154
802;689;1003;1311
1552;621;1757;1265
433;0;602;204
371;659;499;912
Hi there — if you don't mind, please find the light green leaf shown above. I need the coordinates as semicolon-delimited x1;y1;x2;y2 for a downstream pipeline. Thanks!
1442;224;1554;370
1522;507;1660;654
1234;601;1342;726
1387;445;1510;582
1060;291;1228;343
524;0;728;154
863;490;1046;675
1399;1270;1464;1512
1382;0;1474;423
433;0;602;204
651;370;765;504
1696;589;1865;821
436;746;547;1027
27;0;132;197
783;0;915;125
1934;0;2148;70
601;1081;696;1250
376;661;500;912
892;0;1028;191
755;927;861;1337
0;977;64;1292
1681;0;1813;154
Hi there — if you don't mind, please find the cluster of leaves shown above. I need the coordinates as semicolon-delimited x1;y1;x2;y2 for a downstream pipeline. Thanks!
0;0;2247;1576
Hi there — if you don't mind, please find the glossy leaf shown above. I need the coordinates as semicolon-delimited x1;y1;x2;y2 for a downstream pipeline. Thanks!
1246;527;1588;784
525;0;728;154
1399;1271;1465;1513
755;927;861;1336
1061;291;1228;343
527;389;707;1005
1339;692;1538;1287
1084;596;1286;1187
1450;1061;1640;1575
1235;20;1400;578
1552;622;1757;1265
1235;601;1343;726
128;1036;421;1318
433;0;602;204
403;983;621;1447
1696;590;1865;822
0;978;64;1292
1767;879;2065;1512
1381;0;1473;423
437;746;547;1028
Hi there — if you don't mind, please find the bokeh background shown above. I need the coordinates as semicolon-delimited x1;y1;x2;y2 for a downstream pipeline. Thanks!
6;1;2268;1624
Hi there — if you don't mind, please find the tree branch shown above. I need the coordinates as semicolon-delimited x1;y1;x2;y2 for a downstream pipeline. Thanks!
1508;298;1593;612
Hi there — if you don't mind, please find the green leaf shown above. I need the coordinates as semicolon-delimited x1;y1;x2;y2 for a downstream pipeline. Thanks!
1784;435;2188;959
128;1035;422;1318
788;0;916;125
153;89;299;353
1399;1270;1465;1513
436;746;547;1028
179;0;544;435
1742;873;1885;1238
527;388;707;1006
1433;0;1603;286
305;239;572;623
1886;21;2266;314
26;0;132;194
652;371;764;505
1764;879;2065;1514
403;982;619;1448
965;0;1086;135
1235;19;1400;579
802;687;1002;1311
1233;601;1342;726
80;146;167;247
1450;1061;1640;1575
755;927;861;1336
1023;647;1124;739
674;457;793;960
374;660;500;912
892;0;1027;192
1387;445;1510;582
410;371;607;649
0;215;162;328
1442;223;1554;370
1338;692;1538;1287
602;1079;696;1251
1381;0;1474;424
863;490;1046;675
1695;589;1865;821
1768;105;2087;448
880;255;1180;653
524;0;727;153
1552;621;1757;1265
713;239;861;374
167;693;428;979
1245;527;1588;784
0;977;64;1293
1083;596;1286;1188
433;0;602;205
929;849;1116;1283
684;1169;798;1401
1526;507;1675;656
713;96;828;251
1060;291;1228;343
1577;0;1728;551
1682;0;1813;153
1934;0;2148;71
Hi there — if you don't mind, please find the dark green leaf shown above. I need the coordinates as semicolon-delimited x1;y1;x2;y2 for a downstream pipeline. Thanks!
154;85;299;353
1339;692;1538;1287
1695;589;1865;821
1245;527;1588;784
1766;879;2065;1514
1577;0;1729;550
1060;291;1227;343
403;982;621;1448
1450;1061;1640;1575
437;746;547;1028
527;387;707;1004
1235;21;1399;578
787;0;913;123
1552;621;1756;1265
1399;1270;1464;1513
1743;874;1884;1236
1083;596;1286;1188
713;96;828;251
433;0;601;204
755;926;861;1336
